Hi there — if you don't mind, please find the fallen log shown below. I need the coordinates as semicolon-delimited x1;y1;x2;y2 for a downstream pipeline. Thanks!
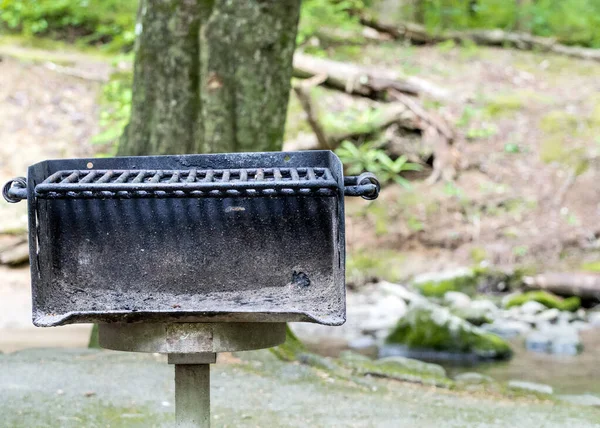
524;273;600;300
0;241;29;266
361;17;600;63
293;52;450;101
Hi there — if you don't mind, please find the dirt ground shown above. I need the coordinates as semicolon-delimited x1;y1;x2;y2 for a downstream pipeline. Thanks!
0;45;107;347
344;43;600;277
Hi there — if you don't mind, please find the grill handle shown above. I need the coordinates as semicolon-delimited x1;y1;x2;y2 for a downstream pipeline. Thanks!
344;173;380;200
3;173;381;202
2;177;27;203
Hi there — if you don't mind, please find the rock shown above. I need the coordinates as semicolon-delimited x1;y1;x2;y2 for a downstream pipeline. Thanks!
520;301;547;315
524;330;551;353
504;291;581;312
443;291;471;309
557;394;600;407
385;301;512;360
297;353;339;371
292;287;406;347
589;312;600;327
376;356;447;378
362;295;407;332
453;299;497;326
412;267;476;297
454;372;494;385
340;352;453;388
470;299;499;314
525;324;582;355
551;332;581;355
481;319;531;338
348;336;378;354
536;308;561;323
508;380;553;395
558;310;574;324
575;308;587;321
570;320;592;332
378;281;425;304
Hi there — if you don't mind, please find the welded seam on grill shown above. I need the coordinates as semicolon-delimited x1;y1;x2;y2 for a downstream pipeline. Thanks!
35;168;340;199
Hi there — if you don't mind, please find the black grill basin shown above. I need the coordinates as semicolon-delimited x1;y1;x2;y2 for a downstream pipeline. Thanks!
3;151;379;327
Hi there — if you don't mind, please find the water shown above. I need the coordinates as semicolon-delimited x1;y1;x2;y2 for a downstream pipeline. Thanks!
446;329;600;395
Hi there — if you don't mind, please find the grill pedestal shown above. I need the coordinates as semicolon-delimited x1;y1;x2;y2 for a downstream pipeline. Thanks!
98;322;286;427
3;151;380;426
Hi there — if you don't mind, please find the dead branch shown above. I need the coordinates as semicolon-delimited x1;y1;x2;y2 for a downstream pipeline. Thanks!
553;168;577;208
293;53;450;101
0;241;29;266
43;62;108;82
283;101;419;152
292;75;331;150
388;89;457;183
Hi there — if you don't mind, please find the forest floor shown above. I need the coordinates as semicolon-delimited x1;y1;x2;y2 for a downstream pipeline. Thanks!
1;38;600;328
0;41;106;346
329;42;600;283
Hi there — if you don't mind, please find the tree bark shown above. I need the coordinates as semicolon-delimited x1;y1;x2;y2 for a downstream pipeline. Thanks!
119;0;301;156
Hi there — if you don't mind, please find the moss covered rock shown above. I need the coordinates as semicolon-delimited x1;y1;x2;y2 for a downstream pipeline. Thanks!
339;351;453;388
504;291;581;312
413;266;525;298
385;302;512;360
412;268;477;298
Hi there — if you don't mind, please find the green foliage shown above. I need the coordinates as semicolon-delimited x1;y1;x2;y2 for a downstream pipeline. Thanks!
93;71;132;155
484;94;524;118
580;261;600;272
401;0;600;48
0;0;137;51
504;143;520;154
414;275;477;298
504;291;581;312
297;0;367;46
335;141;422;188
456;105;498;141
346;248;405;285
470;247;488;263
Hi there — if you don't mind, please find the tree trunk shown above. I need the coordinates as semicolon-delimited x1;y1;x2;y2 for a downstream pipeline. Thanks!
118;0;301;156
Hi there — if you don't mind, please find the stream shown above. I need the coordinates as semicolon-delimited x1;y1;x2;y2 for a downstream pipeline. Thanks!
445;329;600;395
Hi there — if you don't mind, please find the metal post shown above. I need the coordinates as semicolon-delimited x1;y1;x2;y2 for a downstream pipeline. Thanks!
175;364;211;428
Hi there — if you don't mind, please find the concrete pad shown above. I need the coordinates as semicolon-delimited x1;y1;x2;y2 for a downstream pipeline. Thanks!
1;348;599;428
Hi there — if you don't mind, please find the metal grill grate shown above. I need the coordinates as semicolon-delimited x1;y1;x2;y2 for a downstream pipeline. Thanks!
35;168;339;199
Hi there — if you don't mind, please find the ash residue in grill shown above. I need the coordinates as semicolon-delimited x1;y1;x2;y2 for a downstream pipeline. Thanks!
291;271;311;287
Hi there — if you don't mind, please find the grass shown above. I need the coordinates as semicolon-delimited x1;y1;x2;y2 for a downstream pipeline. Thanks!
346;248;405;286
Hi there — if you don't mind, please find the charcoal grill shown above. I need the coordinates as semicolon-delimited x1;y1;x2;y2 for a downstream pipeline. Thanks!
3;150;379;426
